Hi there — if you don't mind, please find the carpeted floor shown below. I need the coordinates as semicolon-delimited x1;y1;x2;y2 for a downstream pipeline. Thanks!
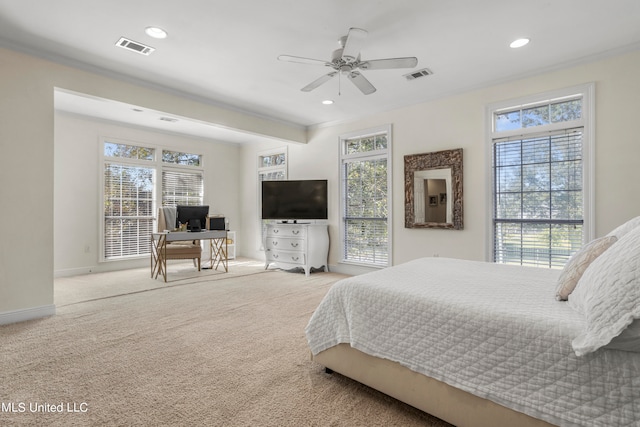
1;259;452;426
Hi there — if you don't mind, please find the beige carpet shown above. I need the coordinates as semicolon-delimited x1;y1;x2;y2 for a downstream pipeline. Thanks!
1;259;452;426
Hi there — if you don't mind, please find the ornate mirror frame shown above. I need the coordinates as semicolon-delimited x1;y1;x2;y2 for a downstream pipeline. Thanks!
404;148;463;229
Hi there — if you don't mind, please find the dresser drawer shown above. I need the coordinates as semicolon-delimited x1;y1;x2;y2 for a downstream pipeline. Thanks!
265;237;305;250
267;226;307;238
265;249;306;265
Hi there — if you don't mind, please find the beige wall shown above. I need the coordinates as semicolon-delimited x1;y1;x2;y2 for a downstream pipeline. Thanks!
0;47;55;317
0;46;304;320
2;44;640;321
239;50;640;272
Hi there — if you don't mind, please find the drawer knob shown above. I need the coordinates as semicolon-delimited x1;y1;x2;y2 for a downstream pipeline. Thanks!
291;256;299;261
292;230;300;235
272;241;278;246
290;243;298;248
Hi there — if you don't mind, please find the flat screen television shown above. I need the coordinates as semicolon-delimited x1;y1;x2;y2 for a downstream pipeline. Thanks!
261;180;328;221
176;205;209;232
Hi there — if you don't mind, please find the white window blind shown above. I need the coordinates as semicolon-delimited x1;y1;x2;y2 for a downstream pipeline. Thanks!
104;163;155;259
340;129;390;267
493;128;584;268
162;169;203;207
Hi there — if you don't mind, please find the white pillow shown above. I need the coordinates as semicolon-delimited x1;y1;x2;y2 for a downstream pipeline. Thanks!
569;225;640;356
606;215;640;239
555;236;617;301
605;319;640;352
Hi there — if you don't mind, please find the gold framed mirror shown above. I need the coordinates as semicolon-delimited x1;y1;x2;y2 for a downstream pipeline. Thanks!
404;148;463;229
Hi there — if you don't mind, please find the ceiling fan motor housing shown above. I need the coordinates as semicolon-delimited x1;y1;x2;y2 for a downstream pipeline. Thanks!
332;47;359;74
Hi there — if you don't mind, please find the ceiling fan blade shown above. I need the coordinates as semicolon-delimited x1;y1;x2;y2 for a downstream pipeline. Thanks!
278;55;332;67
342;27;368;61
359;57;419;70
347;71;376;95
301;72;338;92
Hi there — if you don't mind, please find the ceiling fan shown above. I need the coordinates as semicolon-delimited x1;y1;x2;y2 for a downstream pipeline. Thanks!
278;27;418;95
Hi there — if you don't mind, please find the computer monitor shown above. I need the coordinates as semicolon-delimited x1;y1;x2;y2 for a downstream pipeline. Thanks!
176;205;209;232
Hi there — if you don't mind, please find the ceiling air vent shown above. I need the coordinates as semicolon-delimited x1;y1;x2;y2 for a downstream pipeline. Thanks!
404;68;433;81
116;37;155;56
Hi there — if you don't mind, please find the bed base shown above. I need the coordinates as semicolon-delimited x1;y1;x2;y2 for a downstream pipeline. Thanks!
314;344;556;427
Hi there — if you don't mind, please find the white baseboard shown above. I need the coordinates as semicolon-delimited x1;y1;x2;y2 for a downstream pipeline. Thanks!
54;258;149;278
0;304;56;325
329;262;380;276
54;267;95;278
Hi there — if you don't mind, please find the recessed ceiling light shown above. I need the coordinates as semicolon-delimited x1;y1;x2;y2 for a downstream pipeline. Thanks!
510;38;530;48
145;26;168;39
322;100;334;105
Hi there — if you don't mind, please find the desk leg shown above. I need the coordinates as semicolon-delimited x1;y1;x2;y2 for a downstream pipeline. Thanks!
209;239;214;270
210;237;228;272
150;238;155;278
161;237;167;282
151;234;167;282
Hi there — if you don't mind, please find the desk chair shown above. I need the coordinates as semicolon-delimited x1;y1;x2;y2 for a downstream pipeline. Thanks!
157;207;202;270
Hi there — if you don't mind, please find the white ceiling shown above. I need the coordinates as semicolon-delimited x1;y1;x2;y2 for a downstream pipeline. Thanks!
1;0;640;141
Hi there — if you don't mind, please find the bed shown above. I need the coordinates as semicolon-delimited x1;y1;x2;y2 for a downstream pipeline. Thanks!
305;218;640;427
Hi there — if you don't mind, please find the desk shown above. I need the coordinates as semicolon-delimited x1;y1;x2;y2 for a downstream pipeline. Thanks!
151;230;228;282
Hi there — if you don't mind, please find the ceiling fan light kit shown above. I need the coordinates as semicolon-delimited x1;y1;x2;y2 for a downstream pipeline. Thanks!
278;27;418;95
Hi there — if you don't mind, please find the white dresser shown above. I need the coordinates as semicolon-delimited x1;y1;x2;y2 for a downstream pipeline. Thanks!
264;223;329;276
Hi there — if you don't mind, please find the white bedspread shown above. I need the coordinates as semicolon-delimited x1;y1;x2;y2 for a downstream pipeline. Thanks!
305;258;640;427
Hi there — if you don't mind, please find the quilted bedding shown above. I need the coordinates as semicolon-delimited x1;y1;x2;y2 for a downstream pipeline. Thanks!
305;257;640;427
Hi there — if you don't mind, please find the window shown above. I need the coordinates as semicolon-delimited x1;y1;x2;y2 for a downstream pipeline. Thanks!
162;150;202;167
258;148;287;182
103;142;155;260
102;142;203;261
257;147;288;249
340;126;392;267
161;149;203;207
489;85;593;268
